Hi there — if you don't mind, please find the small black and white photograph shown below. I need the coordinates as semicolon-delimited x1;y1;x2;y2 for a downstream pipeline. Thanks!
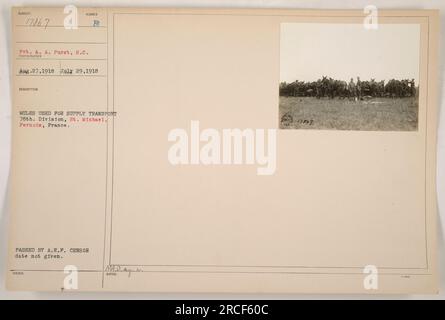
279;23;420;131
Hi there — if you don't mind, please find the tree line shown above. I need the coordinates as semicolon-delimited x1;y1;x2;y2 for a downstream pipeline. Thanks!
279;76;417;100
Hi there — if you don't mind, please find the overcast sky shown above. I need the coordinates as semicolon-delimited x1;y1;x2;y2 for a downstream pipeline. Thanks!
280;23;420;83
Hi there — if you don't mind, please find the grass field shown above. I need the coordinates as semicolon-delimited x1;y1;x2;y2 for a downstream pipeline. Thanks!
279;96;418;131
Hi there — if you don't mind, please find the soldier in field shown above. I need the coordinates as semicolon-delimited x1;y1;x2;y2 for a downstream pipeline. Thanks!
348;78;356;101
356;76;362;101
410;79;416;97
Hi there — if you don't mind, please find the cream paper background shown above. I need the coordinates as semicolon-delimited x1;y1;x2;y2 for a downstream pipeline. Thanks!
0;1;444;299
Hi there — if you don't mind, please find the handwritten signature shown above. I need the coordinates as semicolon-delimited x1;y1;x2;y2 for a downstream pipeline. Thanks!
105;265;143;278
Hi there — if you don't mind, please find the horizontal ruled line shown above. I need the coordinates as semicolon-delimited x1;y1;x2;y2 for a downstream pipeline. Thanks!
15;25;107;28
16;74;107;77
16;58;107;61
9;269;433;276
16;41;107;44
114;264;429;270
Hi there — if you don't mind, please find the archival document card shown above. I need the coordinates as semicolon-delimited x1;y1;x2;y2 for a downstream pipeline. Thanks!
7;7;439;293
